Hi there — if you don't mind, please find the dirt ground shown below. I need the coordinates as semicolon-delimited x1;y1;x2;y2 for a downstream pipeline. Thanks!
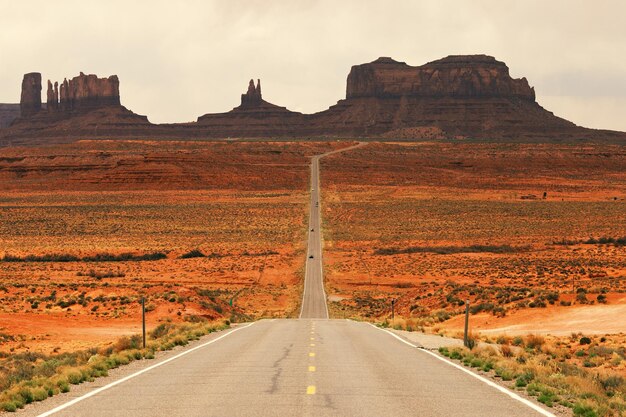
0;140;352;354
1;139;624;355
320;141;626;337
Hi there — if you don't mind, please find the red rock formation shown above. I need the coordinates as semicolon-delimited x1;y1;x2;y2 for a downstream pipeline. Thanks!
55;72;120;112
346;56;534;100
20;73;42;117
196;79;305;137
3;56;626;143
240;79;262;107
3;72;147;144
46;80;59;111
312;55;574;138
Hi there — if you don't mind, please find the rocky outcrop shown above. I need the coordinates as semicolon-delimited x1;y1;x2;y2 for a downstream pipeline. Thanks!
3;72;148;144
310;55;575;138
346;56;535;100
46;80;59;111
50;72;120;113
20;73;42;117
195;79;305;137
240;79;263;108
3;55;626;143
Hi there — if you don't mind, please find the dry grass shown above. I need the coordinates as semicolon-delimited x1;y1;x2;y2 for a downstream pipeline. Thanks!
0;320;229;412
439;332;626;416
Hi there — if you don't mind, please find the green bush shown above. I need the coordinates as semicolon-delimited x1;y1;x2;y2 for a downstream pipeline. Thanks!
573;403;598;417
1;401;17;412
32;387;49;402
515;371;534;387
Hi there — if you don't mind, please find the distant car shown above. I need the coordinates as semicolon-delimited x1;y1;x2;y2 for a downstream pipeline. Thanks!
309;255;314;259
311;228;314;232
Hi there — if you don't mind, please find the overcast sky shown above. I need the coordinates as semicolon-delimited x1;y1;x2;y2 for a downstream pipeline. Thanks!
1;0;625;131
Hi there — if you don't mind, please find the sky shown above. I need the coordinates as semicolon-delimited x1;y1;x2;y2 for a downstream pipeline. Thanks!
1;0;625;131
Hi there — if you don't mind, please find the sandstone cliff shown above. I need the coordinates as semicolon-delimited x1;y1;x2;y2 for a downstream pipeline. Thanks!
2;72;148;144
3;55;626;143
195;79;305;137
346;56;535;100
311;55;575;139
20;73;42;118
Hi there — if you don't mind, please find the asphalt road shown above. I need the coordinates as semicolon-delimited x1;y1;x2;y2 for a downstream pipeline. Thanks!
32;320;553;417
299;143;365;319
25;143;554;417
299;153;328;319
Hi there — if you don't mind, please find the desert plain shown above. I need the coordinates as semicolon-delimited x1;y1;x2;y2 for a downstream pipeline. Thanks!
0;139;625;380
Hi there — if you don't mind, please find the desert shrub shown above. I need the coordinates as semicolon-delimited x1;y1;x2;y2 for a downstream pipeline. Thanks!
1;254;79;262
579;337;592;345
83;252;167;262
524;334;545;350
1;401;17;412
515;371;534;387
500;344;514;358
494;365;516;381
241;250;279;257
2;252;166;263
149;323;174;340
469;303;494;315
373;244;526;256
576;291;589;304
546;292;559;304
598;375;623;394
573;402;598;417
180;249;205;259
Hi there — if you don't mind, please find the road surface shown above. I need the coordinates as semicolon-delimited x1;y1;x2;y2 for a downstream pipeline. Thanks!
24;143;554;417
30;320;553;417
300;143;364;319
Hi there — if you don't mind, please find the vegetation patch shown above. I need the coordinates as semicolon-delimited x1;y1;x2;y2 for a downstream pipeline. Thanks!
373;245;528;256
1;252;167;263
438;335;626;417
0;320;229;412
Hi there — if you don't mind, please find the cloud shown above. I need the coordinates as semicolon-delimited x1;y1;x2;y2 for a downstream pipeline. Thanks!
1;0;625;130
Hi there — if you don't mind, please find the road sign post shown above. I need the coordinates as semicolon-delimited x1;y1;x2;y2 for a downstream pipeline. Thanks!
463;299;470;348
141;297;146;349
391;299;396;324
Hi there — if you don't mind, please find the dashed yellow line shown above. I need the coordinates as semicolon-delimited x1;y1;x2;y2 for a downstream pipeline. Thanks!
308;365;316;372
309;352;315;357
307;385;316;395
310;343;315;347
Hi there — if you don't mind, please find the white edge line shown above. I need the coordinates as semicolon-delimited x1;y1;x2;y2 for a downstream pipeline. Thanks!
299;157;314;319
366;323;557;417
35;322;256;417
316;157;329;320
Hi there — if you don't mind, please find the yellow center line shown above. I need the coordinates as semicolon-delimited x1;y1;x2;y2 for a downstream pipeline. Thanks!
310;337;315;341
310;343;315;347
309;352;315;357
308;365;316;372
307;385;316;395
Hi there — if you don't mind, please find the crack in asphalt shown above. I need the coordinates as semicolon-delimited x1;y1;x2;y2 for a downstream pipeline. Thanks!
267;343;293;394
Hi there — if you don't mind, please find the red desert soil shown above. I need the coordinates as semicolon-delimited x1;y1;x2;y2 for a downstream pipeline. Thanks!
0;140;353;353
320;141;626;336
444;294;626;336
